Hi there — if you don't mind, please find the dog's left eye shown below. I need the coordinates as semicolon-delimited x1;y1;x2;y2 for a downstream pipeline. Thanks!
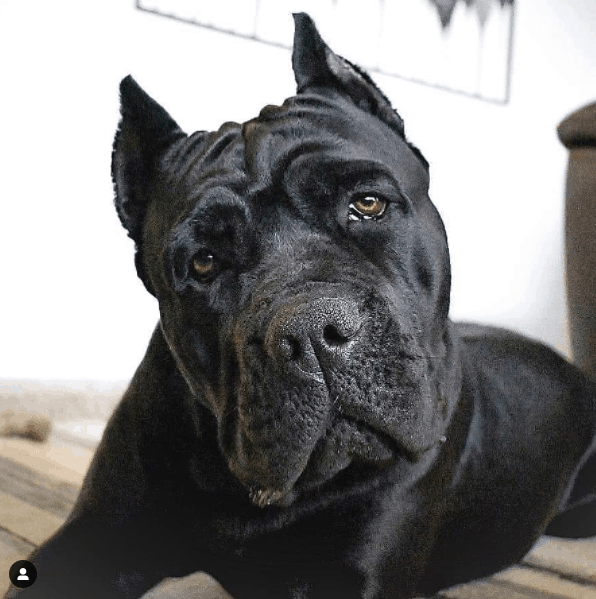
349;195;388;220
192;250;218;279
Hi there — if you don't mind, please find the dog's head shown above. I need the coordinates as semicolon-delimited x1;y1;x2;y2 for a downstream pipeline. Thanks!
112;14;460;507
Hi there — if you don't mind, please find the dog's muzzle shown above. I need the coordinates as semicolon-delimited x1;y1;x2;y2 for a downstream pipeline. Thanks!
230;295;366;507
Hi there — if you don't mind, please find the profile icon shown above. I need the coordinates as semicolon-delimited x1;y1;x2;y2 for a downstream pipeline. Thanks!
9;560;37;589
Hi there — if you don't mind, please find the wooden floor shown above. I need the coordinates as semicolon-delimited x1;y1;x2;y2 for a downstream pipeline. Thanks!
1;435;596;598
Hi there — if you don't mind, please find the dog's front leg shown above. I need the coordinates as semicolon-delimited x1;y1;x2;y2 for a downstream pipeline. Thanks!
212;560;366;599
3;514;167;599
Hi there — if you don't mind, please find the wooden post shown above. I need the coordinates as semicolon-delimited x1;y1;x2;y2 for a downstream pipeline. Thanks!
559;102;596;378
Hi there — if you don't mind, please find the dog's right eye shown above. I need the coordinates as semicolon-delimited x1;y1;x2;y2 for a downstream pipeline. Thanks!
349;195;388;221
192;250;218;279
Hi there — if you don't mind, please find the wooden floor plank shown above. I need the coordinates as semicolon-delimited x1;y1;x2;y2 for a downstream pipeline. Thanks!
441;578;579;599
494;566;596;599
0;527;34;560
525;537;596;584
0;490;64;546
0;437;92;486
0;454;78;519
141;573;232;599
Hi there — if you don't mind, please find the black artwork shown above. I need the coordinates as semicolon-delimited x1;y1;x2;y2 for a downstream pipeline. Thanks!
429;0;514;28
136;0;516;103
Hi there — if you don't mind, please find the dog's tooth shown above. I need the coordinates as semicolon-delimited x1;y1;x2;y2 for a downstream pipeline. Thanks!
265;489;284;505
249;487;283;508
248;487;266;507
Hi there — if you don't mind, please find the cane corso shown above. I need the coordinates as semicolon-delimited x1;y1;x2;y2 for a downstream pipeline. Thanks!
7;12;596;599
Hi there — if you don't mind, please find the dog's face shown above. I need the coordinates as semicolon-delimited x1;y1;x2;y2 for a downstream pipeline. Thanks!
112;14;459;507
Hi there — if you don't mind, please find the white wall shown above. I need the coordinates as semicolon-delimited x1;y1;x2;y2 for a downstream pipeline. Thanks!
1;0;594;380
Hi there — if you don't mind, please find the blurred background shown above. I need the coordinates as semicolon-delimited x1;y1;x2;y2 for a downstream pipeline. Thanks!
1;0;595;383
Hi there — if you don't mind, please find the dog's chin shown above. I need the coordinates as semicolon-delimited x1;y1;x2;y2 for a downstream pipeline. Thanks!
237;415;403;509
248;452;402;510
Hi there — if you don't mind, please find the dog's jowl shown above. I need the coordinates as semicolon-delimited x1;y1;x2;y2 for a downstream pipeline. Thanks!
7;13;596;599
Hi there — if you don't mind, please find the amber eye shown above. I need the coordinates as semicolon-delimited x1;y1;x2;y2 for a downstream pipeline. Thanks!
349;195;388;220
192;250;217;278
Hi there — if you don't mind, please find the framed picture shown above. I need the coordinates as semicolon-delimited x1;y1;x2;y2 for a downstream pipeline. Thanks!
137;0;515;104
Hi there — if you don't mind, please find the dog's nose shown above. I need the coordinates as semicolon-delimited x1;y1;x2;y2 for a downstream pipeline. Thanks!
265;297;363;374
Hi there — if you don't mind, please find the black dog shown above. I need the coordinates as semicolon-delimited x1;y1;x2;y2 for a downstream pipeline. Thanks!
7;13;596;599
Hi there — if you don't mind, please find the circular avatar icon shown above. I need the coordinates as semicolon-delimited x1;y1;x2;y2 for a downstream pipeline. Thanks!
9;560;37;589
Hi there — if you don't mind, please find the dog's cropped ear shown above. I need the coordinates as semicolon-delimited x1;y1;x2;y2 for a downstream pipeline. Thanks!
112;76;186;244
291;12;405;138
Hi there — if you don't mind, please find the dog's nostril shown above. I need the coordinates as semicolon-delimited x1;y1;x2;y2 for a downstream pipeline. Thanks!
279;336;301;361
323;324;352;347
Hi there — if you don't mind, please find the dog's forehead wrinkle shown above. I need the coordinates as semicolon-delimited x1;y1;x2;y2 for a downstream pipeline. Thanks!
170;188;249;243
263;92;344;121
282;154;406;204
170;122;247;193
244;133;340;199
243;94;357;162
242;99;428;202
187;92;426;212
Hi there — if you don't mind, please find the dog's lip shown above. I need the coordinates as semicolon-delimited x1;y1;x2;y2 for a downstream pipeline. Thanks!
336;414;400;461
284;415;396;492
332;409;443;466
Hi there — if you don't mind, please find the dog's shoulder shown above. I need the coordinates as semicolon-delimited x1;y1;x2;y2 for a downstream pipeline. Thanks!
435;323;596;548
453;320;596;460
456;321;592;392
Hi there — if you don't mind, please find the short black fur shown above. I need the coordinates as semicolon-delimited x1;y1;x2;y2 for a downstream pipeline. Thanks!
7;12;596;599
